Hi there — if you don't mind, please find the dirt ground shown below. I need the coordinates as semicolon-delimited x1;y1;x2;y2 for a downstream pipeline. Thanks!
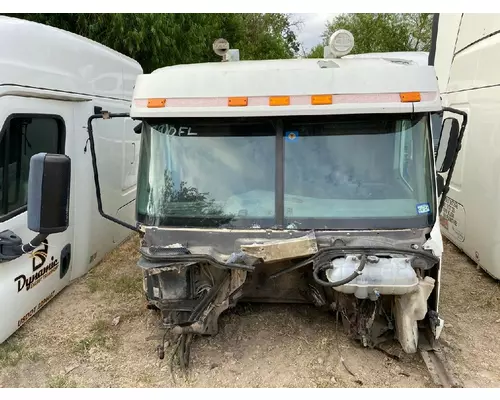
1;235;499;388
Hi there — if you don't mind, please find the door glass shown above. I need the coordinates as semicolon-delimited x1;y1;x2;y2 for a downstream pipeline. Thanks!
0;116;64;219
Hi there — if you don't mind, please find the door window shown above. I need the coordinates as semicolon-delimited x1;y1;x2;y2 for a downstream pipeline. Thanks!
0;115;65;220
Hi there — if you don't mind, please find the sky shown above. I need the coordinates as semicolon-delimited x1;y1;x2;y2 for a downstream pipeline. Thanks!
293;13;340;52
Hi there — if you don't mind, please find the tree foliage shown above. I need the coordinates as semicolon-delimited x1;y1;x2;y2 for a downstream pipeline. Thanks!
308;13;433;57
4;13;300;72
307;44;325;59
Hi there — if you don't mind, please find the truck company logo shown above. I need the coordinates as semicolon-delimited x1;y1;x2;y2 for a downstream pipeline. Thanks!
14;240;60;293
31;241;48;272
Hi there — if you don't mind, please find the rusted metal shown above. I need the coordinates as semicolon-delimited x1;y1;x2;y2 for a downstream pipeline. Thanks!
419;331;463;388
240;233;318;263
420;347;463;388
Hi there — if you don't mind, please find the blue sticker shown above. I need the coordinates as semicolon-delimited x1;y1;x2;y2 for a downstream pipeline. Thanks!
416;203;431;215
285;131;299;142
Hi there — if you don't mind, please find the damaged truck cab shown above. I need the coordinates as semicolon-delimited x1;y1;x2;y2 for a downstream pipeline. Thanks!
88;32;466;364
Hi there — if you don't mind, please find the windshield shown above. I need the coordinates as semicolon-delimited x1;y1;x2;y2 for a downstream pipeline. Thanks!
137;114;435;230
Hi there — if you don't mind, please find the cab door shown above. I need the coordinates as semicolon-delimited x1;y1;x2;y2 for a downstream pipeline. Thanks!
0;95;75;344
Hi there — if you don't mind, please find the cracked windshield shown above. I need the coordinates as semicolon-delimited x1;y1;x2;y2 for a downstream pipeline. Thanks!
136;115;434;229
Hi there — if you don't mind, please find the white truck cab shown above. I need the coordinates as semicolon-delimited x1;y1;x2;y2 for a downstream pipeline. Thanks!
83;32;465;366
0;16;142;344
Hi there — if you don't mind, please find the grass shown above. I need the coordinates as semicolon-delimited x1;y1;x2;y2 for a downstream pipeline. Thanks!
85;236;142;296
86;268;111;293
87;269;142;295
113;275;142;295
48;375;78;388
0;335;43;367
72;319;117;355
0;339;24;367
137;373;154;387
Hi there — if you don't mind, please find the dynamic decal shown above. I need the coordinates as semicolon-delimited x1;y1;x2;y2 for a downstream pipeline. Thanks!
30;241;48;272
14;240;60;293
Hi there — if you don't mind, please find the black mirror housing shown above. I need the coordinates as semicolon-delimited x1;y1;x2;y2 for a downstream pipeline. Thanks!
27;153;71;234
436;117;460;173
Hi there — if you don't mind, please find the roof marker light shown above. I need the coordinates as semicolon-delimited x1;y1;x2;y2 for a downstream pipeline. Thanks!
311;95;333;105
228;97;248;107
400;92;421;102
269;96;290;106
147;98;166;108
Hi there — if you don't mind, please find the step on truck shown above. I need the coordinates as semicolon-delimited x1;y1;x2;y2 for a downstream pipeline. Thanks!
11;30;466;370
0;16;143;344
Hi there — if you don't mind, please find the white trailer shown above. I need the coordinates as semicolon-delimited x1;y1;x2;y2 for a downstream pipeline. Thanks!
0;16;142;343
433;13;500;279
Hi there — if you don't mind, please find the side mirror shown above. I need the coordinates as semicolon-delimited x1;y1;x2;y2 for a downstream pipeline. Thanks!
27;153;71;234
435;117;459;173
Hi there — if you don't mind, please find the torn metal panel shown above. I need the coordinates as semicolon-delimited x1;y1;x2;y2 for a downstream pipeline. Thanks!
240;231;318;262
423;221;444;258
423;220;443;315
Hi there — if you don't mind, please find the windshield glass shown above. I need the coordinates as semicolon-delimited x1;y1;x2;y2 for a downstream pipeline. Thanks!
137;114;435;230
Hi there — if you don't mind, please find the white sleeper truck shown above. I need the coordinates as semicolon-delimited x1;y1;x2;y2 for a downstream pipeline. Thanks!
6;28;465;385
0;16;142;344
433;13;500;281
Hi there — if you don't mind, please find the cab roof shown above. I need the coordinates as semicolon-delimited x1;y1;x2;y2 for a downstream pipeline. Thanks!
132;55;441;118
0;16;143;101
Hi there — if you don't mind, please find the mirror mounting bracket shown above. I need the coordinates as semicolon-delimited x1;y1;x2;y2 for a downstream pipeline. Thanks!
87;113;142;235
0;230;48;263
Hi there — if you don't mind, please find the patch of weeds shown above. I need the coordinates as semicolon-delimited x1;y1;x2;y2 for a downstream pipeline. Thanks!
112;275;142;295
0;338;23;367
90;319;110;334
72;319;117;355
86;267;112;293
86;254;142;297
137;373;154;387
25;351;43;362
48;375;78;388
0;336;42;367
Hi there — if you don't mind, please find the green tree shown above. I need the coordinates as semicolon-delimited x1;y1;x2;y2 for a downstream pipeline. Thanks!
4;13;300;72
306;44;325;58
308;13;433;57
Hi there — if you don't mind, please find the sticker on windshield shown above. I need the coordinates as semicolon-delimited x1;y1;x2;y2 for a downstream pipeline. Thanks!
416;203;431;215
285;131;299;142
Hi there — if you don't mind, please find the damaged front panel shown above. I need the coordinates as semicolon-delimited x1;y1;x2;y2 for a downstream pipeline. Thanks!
139;226;442;365
240;231;318;262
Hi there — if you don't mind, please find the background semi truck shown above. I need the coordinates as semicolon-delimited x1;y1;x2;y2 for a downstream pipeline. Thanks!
433;13;500;280
0;16;142;343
